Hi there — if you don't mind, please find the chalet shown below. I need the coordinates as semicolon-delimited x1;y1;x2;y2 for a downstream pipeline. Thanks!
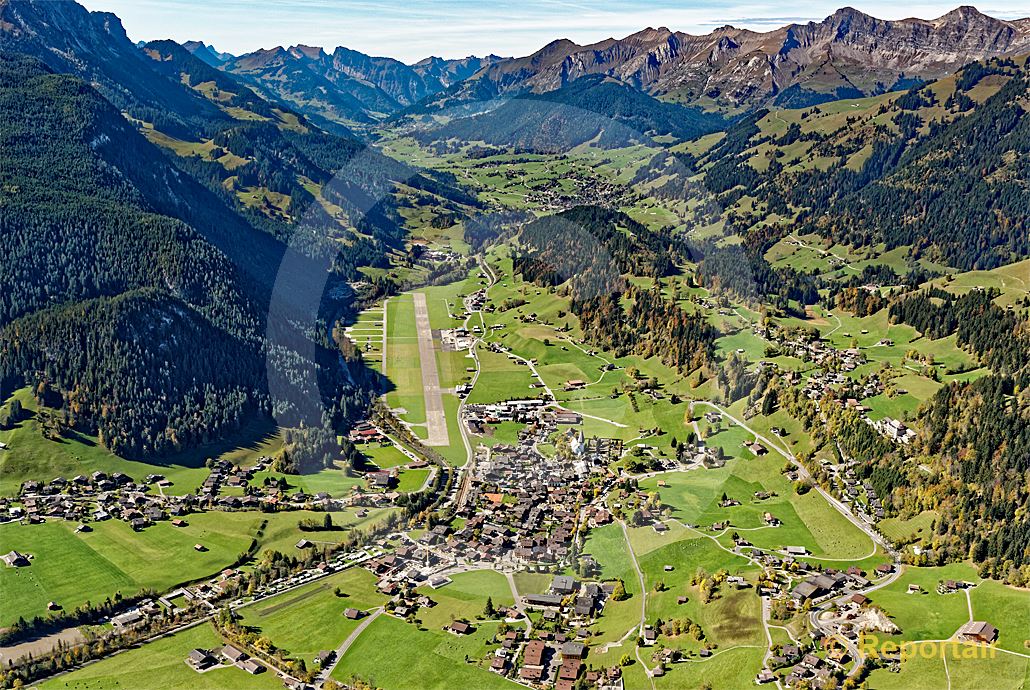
187;649;215;670
561;642;586;659
573;596;594;617
523;639;546;666
801;653;823;669
958;621;998;644
559;657;582;681
850;593;869;606
315;650;335;666
344;608;365;620
520;666;545;682
449;620;472;635
551;575;579;595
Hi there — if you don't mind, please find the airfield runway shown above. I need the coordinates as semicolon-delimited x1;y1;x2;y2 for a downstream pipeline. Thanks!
412;293;450;446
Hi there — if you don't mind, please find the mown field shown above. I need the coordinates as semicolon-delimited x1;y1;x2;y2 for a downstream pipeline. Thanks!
0;508;396;626
39;622;283;690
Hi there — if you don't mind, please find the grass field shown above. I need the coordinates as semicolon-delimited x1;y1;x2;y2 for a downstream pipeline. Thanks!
0;508;396;626
330;614;512;690
638;537;761;645
238;567;388;666
866;563;981;643
866;642;1029;690
637;452;875;561
878;511;939;544
581;523;644;645
969;579;1030;654
39;622;283;690
414;569;514;630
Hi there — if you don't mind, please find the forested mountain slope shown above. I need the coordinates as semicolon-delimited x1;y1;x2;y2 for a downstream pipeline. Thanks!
418;75;726;151
0;53;375;461
659;55;1030;273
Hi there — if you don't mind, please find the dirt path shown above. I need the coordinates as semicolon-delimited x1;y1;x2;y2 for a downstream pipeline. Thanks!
412;293;449;446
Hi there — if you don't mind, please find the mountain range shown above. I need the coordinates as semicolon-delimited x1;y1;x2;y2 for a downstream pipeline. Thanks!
424;6;1030;112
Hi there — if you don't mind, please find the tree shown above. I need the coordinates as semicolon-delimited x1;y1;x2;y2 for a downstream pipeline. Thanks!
323;513;334;530
484;596;496;617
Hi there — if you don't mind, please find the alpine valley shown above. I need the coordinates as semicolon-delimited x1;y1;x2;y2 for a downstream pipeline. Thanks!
0;2;1028;690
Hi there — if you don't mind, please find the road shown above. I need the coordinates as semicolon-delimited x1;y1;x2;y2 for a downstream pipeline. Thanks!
317;607;384;684
503;570;532;635
618;519;655;690
690;400;893;556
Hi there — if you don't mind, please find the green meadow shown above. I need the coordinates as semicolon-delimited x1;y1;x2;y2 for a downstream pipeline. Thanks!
40;622;283;690
0;508;396;626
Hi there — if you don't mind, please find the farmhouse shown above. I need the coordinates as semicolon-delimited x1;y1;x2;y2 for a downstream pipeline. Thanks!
550;575;579;595
524;593;563;608
186;649;215;671
111;610;145;629
221;645;247;664
448;620;472;635
239;659;266;674
958;621;998;644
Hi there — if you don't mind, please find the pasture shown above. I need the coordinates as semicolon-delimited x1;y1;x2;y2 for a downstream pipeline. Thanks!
39;622;283;690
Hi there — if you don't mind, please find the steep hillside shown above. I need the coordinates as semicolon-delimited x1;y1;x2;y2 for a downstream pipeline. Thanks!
418;75;726;151
182;40;233;67
0;0;228;136
0;53;374;459
649;55;1030;273
221;44;506;126
142;39;292;125
222;46;382;129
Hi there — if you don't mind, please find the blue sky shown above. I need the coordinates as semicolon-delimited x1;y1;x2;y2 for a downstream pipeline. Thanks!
80;0;1030;63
